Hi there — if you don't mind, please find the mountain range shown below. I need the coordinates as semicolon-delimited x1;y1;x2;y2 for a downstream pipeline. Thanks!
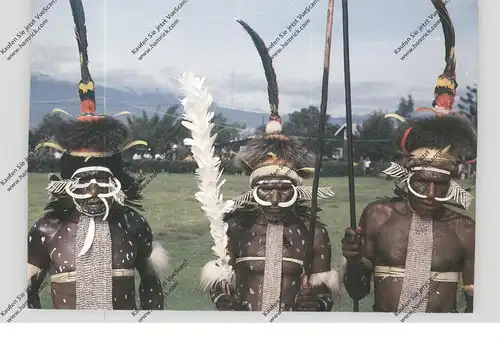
29;73;369;129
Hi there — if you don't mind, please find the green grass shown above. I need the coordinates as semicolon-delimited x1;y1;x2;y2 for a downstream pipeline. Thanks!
28;173;476;311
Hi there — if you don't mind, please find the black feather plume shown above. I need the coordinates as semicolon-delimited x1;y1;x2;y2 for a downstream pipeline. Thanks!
431;0;455;77
236;19;279;117
69;0;95;108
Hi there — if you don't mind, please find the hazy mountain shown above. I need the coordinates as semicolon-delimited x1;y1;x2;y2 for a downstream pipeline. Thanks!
29;73;368;129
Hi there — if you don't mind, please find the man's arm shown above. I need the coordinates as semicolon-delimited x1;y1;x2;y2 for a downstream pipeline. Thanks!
342;204;378;301
458;216;475;313
133;213;168;310
307;224;342;311
208;226;244;311
27;219;53;309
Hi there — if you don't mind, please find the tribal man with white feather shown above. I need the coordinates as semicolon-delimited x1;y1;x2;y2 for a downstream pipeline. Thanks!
27;0;168;310
342;0;476;315
187;19;342;313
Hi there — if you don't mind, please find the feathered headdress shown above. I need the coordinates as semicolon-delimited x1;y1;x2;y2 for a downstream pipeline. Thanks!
38;0;146;158
387;0;471;124
384;0;477;171
415;0;457;116
383;115;476;210
233;19;318;187
38;0;146;211
398;115;476;167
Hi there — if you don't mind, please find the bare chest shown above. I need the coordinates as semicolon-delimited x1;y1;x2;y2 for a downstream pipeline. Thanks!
375;216;464;271
233;222;308;275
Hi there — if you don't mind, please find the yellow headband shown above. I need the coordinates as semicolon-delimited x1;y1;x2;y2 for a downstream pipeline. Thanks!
409;146;457;163
36;140;148;157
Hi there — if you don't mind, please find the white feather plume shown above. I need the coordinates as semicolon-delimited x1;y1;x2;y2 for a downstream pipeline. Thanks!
177;73;235;291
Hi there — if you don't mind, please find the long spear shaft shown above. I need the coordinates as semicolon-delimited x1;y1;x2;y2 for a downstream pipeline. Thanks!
341;0;359;312
305;0;335;279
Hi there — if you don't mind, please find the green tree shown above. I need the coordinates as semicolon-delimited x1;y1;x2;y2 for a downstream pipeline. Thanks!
282;105;340;158
30;113;66;150
354;110;397;161
212;113;246;144
457;84;477;127
395;94;414;118
126;106;182;153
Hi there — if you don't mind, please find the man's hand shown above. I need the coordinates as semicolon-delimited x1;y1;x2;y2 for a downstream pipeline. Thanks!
341;226;363;259
296;285;318;311
210;281;247;311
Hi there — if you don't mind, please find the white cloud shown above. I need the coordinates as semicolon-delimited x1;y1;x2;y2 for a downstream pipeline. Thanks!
30;0;478;116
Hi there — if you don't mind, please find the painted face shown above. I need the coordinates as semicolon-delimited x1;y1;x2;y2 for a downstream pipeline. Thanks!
65;166;123;219
407;168;450;215
253;178;297;219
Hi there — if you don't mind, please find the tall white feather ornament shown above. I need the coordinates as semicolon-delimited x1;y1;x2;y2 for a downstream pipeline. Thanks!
177;73;235;292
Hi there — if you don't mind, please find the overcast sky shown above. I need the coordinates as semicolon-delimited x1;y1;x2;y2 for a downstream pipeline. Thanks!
29;0;477;117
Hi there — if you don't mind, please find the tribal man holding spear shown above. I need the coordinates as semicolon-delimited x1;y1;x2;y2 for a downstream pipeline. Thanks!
180;16;342;314
341;0;476;315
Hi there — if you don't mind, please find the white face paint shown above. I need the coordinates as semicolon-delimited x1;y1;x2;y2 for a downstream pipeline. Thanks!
406;166;454;201
65;166;124;219
252;179;298;208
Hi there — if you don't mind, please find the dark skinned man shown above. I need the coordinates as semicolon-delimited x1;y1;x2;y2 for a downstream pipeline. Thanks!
27;0;168;310
341;0;476;316
200;19;343;314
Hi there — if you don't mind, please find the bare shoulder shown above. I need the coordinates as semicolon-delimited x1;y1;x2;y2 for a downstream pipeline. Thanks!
29;216;60;239
299;219;331;251
361;199;405;228
302;219;329;235
124;209;148;223
445;209;475;234
122;209;151;233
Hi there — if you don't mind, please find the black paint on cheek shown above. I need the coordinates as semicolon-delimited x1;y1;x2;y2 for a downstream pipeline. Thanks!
281;189;293;201
256;189;269;199
435;184;449;197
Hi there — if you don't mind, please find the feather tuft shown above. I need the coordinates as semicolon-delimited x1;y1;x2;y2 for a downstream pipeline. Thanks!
178;73;235;289
200;260;235;292
265;120;282;134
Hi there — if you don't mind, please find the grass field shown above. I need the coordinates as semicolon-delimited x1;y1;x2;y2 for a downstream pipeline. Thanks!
28;173;476;312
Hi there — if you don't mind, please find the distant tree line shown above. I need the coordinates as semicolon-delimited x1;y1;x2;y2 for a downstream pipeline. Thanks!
28;85;477;164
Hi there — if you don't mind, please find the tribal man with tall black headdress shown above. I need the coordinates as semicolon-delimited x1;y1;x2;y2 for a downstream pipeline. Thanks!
341;0;476;315
180;19;343;315
27;0;168;310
